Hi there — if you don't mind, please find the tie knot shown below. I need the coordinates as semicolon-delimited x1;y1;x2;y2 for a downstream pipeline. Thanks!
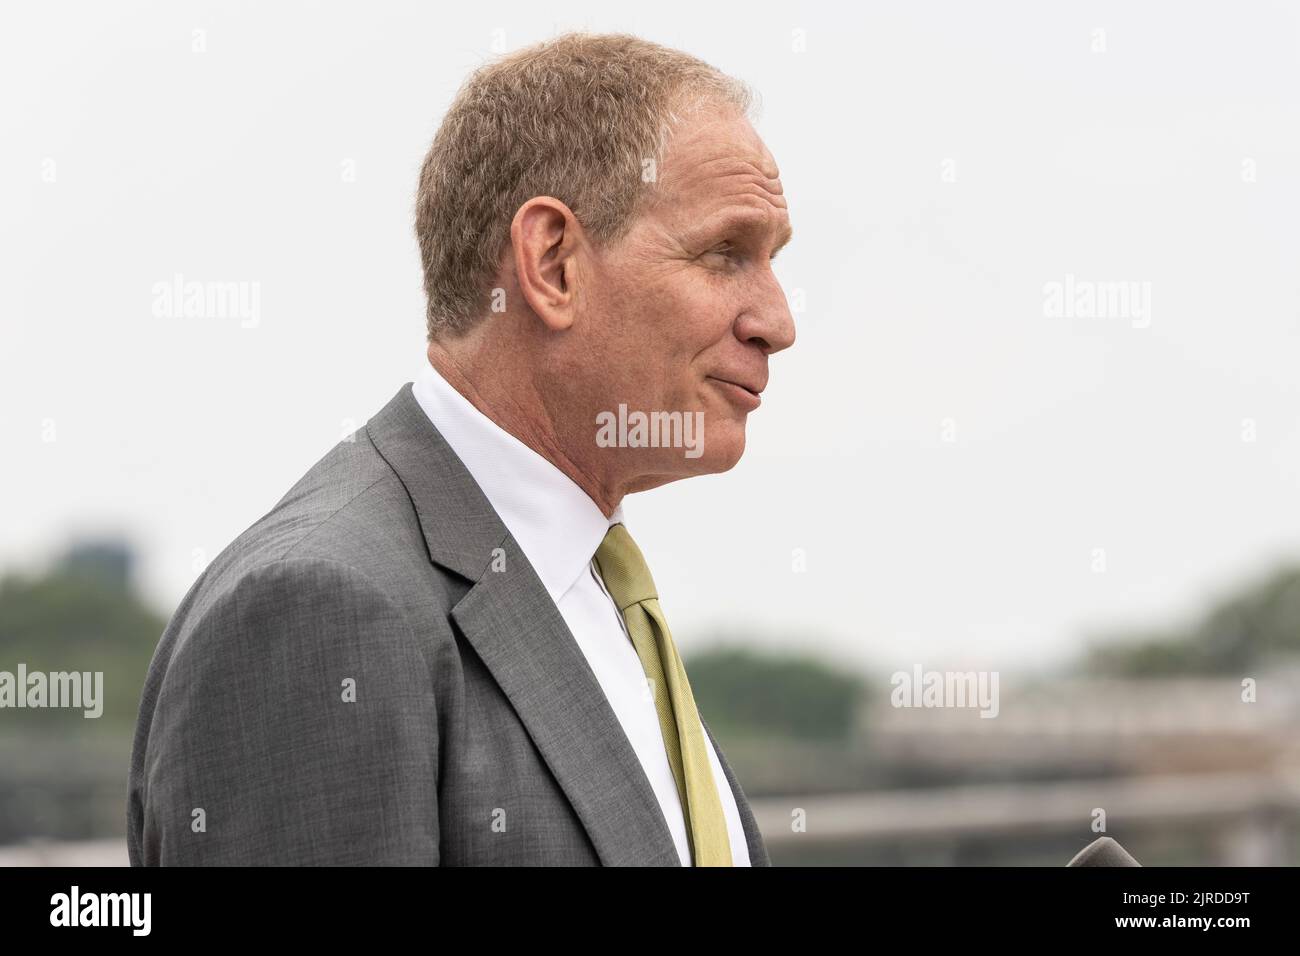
594;523;658;610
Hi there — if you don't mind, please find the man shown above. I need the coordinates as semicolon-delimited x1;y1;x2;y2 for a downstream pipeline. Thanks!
127;31;795;866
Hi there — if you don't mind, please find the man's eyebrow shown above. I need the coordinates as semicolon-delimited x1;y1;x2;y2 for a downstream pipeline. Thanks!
694;211;794;252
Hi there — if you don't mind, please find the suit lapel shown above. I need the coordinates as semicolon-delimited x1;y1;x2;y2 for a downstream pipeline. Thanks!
451;536;681;866
367;383;680;866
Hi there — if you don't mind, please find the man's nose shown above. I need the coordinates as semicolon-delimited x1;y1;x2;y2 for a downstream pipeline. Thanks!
735;271;796;354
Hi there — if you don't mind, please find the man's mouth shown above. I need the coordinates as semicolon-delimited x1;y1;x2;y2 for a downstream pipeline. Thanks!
706;376;763;409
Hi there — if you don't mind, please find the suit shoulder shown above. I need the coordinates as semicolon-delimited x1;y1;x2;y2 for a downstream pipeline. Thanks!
171;556;422;673
192;429;430;608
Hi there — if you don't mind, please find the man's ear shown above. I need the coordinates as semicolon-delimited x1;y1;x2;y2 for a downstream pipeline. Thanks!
509;196;583;332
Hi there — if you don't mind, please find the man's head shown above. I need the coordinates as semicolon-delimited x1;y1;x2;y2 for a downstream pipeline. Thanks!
414;32;795;511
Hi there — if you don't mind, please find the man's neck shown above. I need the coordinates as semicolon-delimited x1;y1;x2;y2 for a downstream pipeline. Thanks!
425;343;623;518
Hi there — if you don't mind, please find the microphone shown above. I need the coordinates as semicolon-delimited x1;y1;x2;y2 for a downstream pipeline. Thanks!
1067;836;1141;867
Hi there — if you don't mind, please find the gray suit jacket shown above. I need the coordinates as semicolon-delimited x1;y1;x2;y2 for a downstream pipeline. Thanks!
127;383;770;866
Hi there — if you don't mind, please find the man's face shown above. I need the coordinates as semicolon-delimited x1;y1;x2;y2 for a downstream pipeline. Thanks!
574;107;795;488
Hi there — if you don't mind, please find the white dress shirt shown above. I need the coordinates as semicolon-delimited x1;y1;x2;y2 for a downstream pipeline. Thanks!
411;359;750;866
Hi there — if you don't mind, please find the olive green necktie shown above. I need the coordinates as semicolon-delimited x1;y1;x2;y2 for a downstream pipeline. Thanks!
593;522;733;867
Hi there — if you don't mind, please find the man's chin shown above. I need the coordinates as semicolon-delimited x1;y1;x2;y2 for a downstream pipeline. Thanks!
619;431;746;490
689;425;746;474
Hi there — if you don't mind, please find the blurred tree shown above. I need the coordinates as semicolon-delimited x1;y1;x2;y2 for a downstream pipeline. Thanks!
0;538;164;733
1082;564;1300;676
685;644;865;742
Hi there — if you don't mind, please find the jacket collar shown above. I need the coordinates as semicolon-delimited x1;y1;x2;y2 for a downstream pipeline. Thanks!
409;358;624;604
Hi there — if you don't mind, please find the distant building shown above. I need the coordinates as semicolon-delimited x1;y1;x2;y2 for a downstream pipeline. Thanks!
864;669;1300;776
58;538;134;592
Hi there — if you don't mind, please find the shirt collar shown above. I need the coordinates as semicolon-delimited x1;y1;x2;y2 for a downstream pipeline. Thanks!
410;359;624;603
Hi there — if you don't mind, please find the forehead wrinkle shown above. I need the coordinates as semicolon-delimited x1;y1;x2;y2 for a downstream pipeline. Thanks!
668;154;783;199
666;166;788;238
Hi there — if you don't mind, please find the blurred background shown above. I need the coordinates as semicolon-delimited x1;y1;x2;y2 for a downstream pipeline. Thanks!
2;1;1298;865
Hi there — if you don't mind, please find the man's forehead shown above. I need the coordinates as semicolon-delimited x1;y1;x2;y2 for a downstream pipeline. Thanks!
653;113;788;232
658;113;781;189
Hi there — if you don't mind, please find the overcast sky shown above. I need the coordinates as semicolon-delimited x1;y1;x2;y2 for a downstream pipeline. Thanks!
3;0;1298;677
